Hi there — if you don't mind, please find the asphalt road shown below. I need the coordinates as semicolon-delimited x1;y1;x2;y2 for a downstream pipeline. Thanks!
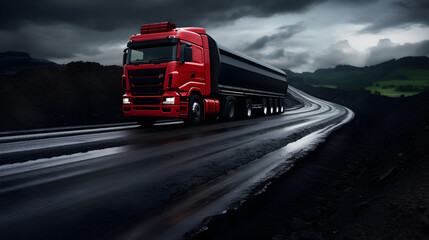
0;87;354;240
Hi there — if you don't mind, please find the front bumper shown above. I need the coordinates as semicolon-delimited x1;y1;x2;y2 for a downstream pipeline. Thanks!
122;92;188;118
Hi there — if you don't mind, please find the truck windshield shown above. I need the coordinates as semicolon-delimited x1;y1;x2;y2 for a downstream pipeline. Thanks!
127;45;177;65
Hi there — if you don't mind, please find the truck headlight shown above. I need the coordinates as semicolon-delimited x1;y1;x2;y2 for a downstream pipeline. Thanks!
163;97;175;105
123;97;131;105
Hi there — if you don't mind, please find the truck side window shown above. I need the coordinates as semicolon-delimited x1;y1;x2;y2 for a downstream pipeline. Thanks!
193;46;203;63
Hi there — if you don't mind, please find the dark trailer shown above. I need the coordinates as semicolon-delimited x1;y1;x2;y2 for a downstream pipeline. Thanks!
207;35;288;99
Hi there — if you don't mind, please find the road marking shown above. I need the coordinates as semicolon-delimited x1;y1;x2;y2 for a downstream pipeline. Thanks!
0;147;127;178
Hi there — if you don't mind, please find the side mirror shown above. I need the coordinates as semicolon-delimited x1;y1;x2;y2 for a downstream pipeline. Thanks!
179;42;192;64
123;48;128;66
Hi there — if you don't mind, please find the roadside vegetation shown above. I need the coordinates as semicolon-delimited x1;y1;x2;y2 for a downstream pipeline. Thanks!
0;61;125;131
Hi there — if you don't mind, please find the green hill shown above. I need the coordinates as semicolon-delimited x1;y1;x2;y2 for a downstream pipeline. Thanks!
286;56;429;97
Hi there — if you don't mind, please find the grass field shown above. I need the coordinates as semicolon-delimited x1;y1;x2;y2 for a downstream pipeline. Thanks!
365;79;429;97
364;68;429;97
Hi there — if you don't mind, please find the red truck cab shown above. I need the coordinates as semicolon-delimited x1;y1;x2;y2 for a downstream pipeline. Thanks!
122;22;219;126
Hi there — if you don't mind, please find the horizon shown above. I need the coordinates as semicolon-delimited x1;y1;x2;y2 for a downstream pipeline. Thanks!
1;0;428;72
3;50;427;75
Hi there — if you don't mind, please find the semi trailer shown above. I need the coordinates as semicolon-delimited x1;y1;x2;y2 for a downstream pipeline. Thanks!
122;22;288;125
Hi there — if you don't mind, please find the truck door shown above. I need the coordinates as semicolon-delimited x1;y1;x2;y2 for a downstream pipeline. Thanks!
178;42;206;94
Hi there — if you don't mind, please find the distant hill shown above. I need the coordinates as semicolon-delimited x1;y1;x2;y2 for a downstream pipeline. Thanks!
0;61;126;131
0;51;58;75
285;56;429;97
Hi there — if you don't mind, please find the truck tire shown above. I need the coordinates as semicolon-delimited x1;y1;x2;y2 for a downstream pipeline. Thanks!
261;98;268;116
280;99;285;113
245;99;252;118
268;98;274;115
225;96;237;121
274;98;279;114
187;94;203;125
137;117;157;127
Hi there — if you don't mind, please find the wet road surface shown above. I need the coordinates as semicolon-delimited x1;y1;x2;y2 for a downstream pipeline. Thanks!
0;87;353;239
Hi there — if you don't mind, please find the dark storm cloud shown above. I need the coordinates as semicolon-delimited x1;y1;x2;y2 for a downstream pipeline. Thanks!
366;38;429;65
279;51;310;69
245;23;305;51
0;0;376;31
359;0;429;33
239;22;308;70
1;0;427;69
312;38;429;69
246;48;310;70
0;0;334;61
0;24;132;59
0;0;314;31
313;40;364;69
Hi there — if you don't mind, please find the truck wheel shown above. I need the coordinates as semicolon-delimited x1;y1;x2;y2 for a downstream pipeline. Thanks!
225;96;237;121
187;94;203;125
268;98;274;115
137;117;157;127
261;98;268;116
245;99;252;118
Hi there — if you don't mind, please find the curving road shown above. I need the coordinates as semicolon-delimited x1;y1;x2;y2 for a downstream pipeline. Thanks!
0;87;353;240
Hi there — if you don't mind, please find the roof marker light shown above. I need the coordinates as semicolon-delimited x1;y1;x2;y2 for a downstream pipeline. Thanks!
140;22;176;34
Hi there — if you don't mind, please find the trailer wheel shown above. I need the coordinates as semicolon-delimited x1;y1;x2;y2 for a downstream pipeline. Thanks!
274;99;279;114
268;98;274;115
187;94;203;125
137;117;157;127
245;99;252;118
261;98;268;116
280;99;285;113
225;96;237;121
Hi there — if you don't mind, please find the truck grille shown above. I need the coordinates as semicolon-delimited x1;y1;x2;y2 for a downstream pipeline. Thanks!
132;97;161;105
128;68;166;95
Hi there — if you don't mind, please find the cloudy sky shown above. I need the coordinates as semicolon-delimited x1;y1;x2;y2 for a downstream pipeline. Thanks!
1;0;428;72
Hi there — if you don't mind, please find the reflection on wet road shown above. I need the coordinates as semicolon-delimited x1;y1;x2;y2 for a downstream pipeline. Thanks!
0;87;353;240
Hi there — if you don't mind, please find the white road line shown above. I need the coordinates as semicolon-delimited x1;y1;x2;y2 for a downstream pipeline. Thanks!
0;124;139;143
0;147;127;178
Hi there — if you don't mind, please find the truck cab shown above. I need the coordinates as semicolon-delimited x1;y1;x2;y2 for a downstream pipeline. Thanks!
122;22;219;126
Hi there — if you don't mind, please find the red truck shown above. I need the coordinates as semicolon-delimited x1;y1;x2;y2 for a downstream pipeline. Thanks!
122;22;288;126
